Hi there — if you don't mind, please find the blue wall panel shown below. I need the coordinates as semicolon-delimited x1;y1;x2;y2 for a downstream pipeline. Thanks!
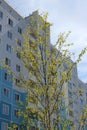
0;68;27;128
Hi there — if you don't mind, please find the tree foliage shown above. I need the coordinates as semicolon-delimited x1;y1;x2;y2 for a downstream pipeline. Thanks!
9;12;87;130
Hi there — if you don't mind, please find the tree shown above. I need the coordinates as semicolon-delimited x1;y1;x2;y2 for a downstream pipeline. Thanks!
9;11;87;130
78;103;87;130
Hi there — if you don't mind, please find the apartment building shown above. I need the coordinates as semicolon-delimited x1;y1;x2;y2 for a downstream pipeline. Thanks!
0;0;50;129
0;0;87;130
0;0;28;129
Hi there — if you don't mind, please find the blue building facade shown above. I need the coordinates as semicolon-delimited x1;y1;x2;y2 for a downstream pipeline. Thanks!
0;68;26;129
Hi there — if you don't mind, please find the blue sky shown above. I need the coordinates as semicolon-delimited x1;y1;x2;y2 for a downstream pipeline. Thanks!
6;0;87;83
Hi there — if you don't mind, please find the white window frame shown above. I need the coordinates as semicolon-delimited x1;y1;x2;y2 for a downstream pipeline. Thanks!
17;39;21;46
18;27;22;34
2;104;9;115
3;87;10;98
15;93;20;102
4;72;10;81
14;109;19;118
8;18;13;27
7;31;12;39
16;64;20;72
1;122;8;130
0;11;3;19
5;57;11;66
0;24;2;32
6;44;11;53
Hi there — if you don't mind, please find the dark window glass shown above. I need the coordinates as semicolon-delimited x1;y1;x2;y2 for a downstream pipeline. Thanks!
0;24;2;32
0;11;3;18
15;94;20;102
18;27;22;34
17;39;21;46
15;79;20;86
16;52;20;59
6;44;11;53
4;73;7;80
8;18;13;27
14;109;19;118
4;88;10;97
5;58;11;66
16;65;20;72
4;73;10;81
7;31;12;39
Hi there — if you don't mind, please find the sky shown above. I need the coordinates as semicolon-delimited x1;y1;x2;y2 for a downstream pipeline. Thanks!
5;0;87;83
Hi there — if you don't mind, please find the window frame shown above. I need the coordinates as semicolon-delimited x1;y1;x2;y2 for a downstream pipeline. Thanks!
15;93;20;102
7;31;12;40
0;11;3;19
6;44;11;53
15;78;20;86
17;39;21;46
5;57;11;66
0;24;2;32
14;109;19;118
18;27;22;34
1;122;8;130
16;51;21;59
8;18;13;27
3;87;10;98
2;104;9;115
4;72;10;81
16;64;21;72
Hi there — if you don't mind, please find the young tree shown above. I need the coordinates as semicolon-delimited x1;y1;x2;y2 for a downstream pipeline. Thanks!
10;12;87;130
78;104;87;130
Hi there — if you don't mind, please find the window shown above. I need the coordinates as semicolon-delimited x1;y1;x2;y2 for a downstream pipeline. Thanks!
16;51;20;59
68;90;72;97
69;110;73;117
6;44;11;53
79;90;83;96
86;93;87;97
15;78;20;86
15;127;19;130
68;82;72;89
4;73;10;81
2;104;9;115
0;11;3;19
7;31;12;39
1;122;8;130
3;88;10;97
15;93;20;102
5;58;11;66
17;39;21;46
18;27;22;34
16;65;20;72
69;100;73;107
0;24;2;32
8;18;13;27
80;99;84;105
74;100;78;104
4;73;8;80
86;93;87;103
30;32;36;39
30;126;38;130
14;109;19;118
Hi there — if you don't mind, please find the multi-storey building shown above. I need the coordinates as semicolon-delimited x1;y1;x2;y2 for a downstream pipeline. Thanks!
0;0;27;129
64;65;87;130
0;0;87;130
0;0;50;129
77;80;87;130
